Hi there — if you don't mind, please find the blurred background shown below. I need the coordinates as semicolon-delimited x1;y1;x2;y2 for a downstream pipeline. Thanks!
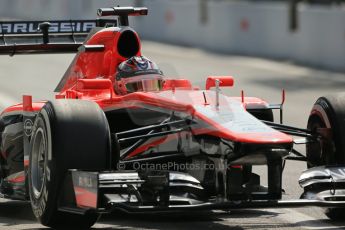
0;0;344;71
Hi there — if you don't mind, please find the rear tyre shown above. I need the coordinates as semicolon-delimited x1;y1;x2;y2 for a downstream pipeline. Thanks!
28;100;111;229
307;93;345;221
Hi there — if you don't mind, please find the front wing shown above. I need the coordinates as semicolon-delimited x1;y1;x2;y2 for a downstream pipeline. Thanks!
56;168;345;215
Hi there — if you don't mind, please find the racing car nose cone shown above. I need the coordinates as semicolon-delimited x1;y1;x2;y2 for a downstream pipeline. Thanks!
122;90;293;145
193;104;293;144
153;90;293;144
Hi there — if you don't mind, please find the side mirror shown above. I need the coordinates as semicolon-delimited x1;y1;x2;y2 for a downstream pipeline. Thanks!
76;79;112;90
205;76;234;90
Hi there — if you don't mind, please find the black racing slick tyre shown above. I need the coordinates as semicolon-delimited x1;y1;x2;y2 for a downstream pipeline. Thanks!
307;93;345;221
28;100;111;229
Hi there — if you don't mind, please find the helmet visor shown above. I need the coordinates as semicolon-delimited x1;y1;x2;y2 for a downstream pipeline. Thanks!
125;78;163;93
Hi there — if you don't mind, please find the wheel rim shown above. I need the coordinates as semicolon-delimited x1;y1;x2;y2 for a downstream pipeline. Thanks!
31;127;47;199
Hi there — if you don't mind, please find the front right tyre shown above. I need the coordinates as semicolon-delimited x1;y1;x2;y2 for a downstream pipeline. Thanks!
28;100;111;229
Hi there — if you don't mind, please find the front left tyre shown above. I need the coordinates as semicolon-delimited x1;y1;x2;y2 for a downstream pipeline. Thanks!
28;100;111;229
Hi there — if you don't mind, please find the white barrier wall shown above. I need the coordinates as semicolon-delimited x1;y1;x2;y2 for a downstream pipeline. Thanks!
0;1;344;71
133;1;345;71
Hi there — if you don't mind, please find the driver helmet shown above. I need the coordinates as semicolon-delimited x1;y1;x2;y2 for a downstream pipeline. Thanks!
114;56;164;95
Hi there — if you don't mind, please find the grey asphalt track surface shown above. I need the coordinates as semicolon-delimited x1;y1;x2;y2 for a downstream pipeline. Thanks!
1;41;345;229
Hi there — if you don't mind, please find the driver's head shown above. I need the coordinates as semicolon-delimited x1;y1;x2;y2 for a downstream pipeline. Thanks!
114;56;164;95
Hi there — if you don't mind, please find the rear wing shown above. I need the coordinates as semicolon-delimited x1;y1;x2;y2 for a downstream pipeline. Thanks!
0;19;117;55
0;6;148;56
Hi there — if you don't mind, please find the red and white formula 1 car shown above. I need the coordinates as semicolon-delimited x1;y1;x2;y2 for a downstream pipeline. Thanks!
0;5;345;229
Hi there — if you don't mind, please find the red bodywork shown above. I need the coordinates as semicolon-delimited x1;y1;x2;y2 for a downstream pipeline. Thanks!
1;26;293;153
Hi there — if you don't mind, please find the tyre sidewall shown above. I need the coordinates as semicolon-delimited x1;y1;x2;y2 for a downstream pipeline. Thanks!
28;109;59;225
308;96;345;165
307;95;345;220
